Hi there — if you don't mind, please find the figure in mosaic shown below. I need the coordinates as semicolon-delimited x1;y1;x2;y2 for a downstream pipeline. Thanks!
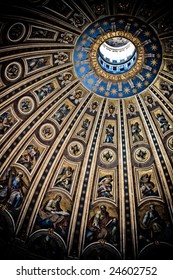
131;122;143;142
38;194;70;237
0;111;14;137
54;52;69;65
36;82;54;101
0;168;11;203
70;90;83;104
58;72;73;87
86;205;118;245
55;166;74;191
6;172;24;208
18;144;40;172
27;57;47;72
127;104;136;115
77;118;90;138
30;27;54;39
104;124;114;143
156;113;170;133
42;126;53;139
0;167;26;209
160;81;173;96
141;204;163;240
90;101;98;113
107;104;116;117
139;174;158;197
145;95;156;108
53;104;70;125
20;98;32;112
97;175;113;198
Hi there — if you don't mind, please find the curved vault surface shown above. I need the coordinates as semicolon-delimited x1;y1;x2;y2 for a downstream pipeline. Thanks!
0;0;173;260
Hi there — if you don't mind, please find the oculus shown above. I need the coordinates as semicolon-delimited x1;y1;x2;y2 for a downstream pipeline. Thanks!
74;15;162;98
98;36;137;74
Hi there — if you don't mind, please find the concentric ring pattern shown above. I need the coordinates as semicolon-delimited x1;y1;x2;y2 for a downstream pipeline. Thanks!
0;0;173;260
74;15;162;98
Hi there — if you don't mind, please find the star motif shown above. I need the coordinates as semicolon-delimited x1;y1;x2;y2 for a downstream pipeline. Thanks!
82;34;87;39
80;67;85;73
90;28;95;34
75;61;80;66
151;59;158;66
111;88;117;94
144;31;151;37
78;52;83;59
81;40;87;45
88;78;94;84
144;80;149;86
124;87;130;93
82;76;86;81
76;46;81;51
103;21;109;26
118;93;123;97
151;44;158;51
132;88;137;93
105;92;110;96
99;86;105;92
136;82;142;88
93;86;97;91
145;72;152;78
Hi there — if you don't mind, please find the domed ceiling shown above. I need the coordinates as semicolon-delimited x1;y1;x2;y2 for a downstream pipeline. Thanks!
0;0;173;260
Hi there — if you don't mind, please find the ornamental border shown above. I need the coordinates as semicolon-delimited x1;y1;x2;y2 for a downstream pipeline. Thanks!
90;31;145;82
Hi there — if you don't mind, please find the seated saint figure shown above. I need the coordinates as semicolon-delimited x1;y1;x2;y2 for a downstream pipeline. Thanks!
38;194;70;237
86;205;118;245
